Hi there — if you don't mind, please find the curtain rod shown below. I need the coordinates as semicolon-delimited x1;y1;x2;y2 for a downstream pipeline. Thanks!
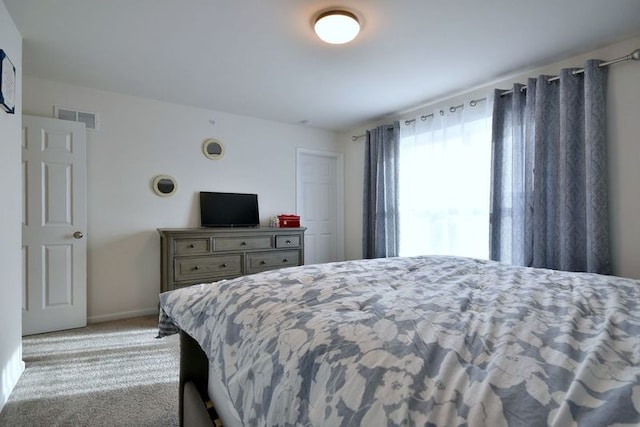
351;97;487;141
352;123;399;141
352;48;640;141
500;48;640;96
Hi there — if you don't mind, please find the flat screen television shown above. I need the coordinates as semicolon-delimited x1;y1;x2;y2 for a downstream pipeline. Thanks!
200;191;259;227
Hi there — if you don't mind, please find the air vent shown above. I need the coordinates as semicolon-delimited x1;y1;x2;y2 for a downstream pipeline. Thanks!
54;106;99;131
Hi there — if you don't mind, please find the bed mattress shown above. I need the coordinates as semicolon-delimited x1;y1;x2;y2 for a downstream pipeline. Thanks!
207;358;242;426
159;255;640;426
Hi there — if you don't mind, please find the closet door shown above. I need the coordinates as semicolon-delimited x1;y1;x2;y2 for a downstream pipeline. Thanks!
22;115;87;335
296;149;344;265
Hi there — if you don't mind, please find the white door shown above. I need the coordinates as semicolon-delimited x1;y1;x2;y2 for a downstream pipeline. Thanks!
296;149;344;265
22;115;87;335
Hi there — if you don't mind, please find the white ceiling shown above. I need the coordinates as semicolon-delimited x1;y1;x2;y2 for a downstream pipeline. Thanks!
5;0;640;131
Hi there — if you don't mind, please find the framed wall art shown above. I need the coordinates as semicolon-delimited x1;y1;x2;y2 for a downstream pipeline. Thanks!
0;49;16;114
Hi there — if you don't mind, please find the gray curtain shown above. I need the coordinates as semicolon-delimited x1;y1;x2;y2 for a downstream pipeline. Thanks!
363;122;400;259
490;60;610;274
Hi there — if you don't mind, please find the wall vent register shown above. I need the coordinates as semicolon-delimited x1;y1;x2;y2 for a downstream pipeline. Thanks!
54;105;100;130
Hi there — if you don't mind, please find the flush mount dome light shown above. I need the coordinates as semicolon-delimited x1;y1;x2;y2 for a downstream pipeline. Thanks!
314;10;360;44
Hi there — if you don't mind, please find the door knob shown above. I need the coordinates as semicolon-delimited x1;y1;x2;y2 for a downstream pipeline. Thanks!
73;231;84;239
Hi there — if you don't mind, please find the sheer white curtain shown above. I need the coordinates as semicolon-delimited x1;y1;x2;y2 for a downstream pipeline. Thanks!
398;98;492;258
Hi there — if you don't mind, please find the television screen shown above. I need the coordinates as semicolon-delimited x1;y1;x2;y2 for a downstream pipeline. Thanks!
200;192;259;227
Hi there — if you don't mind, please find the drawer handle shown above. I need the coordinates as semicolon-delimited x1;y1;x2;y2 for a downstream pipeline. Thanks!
193;266;200;270
241;241;248;246
260;260;266;265
221;263;228;268
188;244;195;248
286;240;292;244
283;258;289;263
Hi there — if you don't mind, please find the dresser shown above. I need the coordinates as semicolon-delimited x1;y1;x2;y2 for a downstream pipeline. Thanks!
158;227;306;292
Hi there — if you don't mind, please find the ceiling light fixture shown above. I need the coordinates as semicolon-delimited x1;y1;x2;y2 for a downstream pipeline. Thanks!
314;10;360;45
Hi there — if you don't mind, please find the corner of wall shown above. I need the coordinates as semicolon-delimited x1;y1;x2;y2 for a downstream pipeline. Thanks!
0;355;25;410
0;0;24;411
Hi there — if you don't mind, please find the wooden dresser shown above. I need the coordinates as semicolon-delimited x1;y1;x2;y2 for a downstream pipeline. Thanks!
158;227;306;292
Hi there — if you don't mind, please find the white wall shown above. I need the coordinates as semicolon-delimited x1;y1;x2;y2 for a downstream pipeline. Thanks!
342;35;640;280
340;127;368;261
0;0;24;411
22;78;341;321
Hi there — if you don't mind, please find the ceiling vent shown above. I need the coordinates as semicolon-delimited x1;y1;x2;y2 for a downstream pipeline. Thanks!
54;105;99;131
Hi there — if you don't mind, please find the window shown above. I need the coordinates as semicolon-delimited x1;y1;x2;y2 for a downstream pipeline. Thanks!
398;101;492;259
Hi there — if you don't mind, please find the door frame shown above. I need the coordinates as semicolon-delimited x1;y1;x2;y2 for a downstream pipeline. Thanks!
295;148;345;262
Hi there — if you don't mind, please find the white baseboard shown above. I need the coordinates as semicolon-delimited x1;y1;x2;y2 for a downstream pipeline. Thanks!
87;307;158;324
0;347;25;412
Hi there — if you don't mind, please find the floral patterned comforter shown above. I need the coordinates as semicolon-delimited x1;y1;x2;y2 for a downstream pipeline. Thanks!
158;255;640;426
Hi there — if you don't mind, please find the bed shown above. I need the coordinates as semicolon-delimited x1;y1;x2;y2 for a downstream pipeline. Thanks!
158;255;640;426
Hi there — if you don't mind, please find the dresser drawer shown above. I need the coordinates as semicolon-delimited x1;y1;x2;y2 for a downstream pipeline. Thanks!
174;238;211;255
174;255;242;281
275;235;301;248
214;236;272;251
246;250;299;273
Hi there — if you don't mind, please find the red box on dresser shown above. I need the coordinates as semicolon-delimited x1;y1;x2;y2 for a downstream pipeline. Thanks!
278;215;300;228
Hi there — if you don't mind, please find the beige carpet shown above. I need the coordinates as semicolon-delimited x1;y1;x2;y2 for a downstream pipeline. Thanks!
0;315;180;427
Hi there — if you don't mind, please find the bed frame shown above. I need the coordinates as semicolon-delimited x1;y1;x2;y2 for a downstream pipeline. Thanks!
179;330;217;427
